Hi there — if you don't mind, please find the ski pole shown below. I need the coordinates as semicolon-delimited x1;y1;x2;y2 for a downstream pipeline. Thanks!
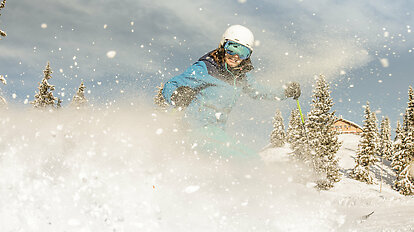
296;99;305;125
296;98;310;144
296;98;317;173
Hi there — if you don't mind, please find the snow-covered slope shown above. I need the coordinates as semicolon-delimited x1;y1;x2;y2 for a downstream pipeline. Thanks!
0;108;413;232
333;134;414;231
264;134;414;231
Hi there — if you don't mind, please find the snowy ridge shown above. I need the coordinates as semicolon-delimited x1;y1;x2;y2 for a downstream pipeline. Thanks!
0;108;413;232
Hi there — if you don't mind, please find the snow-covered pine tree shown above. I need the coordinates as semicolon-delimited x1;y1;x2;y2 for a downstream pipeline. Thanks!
394;164;414;195
392;87;414;195
394;120;402;141
392;111;410;174
379;116;393;161
31;62;61;109
0;75;5;84
391;121;404;174
287;108;311;162
393;120;414;195
405;86;414;130
0;0;7;38
154;83;168;110
351;102;380;184
270;109;286;147
71;81;88;108
306;75;342;190
287;109;300;144
0;74;6;106
0;0;6;84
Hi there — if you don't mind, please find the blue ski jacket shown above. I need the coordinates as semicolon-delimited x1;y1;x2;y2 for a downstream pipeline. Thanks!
162;51;285;129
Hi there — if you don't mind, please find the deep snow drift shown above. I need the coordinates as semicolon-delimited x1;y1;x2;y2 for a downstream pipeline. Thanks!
0;106;413;232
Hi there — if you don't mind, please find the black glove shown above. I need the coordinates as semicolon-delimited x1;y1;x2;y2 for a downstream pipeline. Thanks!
284;82;301;100
171;86;197;108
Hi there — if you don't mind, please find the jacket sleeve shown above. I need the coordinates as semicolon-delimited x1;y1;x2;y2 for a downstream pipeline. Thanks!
162;61;209;105
242;74;286;101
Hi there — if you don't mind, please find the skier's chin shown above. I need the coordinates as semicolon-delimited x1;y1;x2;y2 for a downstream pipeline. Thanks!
225;58;241;68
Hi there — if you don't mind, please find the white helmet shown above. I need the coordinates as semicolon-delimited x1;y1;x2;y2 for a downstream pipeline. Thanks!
220;25;255;51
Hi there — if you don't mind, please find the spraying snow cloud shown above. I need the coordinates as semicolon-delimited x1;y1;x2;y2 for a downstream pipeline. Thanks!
1;105;413;231
0;0;413;148
0;105;347;231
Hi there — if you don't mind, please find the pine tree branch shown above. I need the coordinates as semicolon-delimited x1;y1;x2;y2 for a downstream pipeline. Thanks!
0;0;6;9
0;74;6;85
0;0;7;38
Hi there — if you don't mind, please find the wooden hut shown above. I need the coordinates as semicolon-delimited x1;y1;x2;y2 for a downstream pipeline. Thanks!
332;118;363;135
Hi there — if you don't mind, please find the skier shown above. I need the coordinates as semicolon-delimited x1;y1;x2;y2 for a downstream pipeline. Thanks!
161;25;301;157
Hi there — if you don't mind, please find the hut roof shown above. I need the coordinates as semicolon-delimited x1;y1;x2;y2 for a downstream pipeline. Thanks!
334;117;363;130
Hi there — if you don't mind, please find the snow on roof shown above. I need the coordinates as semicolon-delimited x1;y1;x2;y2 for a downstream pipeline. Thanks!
334;117;363;130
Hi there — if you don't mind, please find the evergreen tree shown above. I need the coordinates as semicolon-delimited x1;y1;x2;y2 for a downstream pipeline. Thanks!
307;75;342;190
392;115;408;174
351;102;380;184
391;121;404;173
394;165;414;195
394;120;402;141
287;108;311;162
270;109;286;147
0;0;6;83
379;116;393;161
404;86;414;130
0;74;6;106
393;122;414;195
287;109;300;144
71;82;88;108
154;83;168;110
392;87;414;195
0;0;7;38
31;62;61;109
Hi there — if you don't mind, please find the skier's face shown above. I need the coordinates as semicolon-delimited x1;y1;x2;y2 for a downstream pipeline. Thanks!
223;40;251;67
224;53;243;67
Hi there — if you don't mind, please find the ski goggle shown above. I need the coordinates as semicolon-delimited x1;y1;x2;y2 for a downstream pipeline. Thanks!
223;40;252;60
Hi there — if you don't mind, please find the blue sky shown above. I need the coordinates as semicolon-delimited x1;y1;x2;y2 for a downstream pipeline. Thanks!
0;0;413;147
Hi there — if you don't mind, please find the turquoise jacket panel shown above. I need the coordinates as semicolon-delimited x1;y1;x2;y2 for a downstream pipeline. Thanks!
162;52;285;129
